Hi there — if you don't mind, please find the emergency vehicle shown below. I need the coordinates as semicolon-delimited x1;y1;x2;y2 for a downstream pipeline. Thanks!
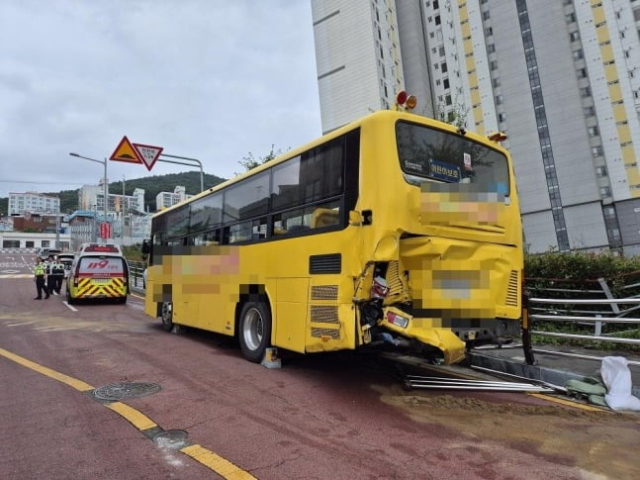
66;244;129;304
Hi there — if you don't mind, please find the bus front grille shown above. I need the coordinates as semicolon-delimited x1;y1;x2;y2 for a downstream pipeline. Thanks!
310;305;339;324
311;327;340;339
311;285;338;300
505;270;519;307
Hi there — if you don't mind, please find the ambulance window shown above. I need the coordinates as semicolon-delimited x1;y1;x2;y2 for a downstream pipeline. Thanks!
78;257;125;275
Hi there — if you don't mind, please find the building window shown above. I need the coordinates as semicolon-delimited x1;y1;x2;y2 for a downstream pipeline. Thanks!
604;206;616;218
487;44;495;54
485;27;493;36
445;95;452;105
441;62;448;73
443;78;450;89
581;86;591;97
566;13;576;23
495;94;503;105
439;46;445;56
493;78;500;88
483;11;490;20
578;68;588;78
600;186;611;197
585;106;595;116
435;15;441;26
588;126;599;137
498;113;507;123
596;166;608;177
570;31;580;42
490;60;498;71
592;145;604;156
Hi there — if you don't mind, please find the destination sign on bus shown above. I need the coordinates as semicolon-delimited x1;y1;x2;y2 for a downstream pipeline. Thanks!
428;159;461;183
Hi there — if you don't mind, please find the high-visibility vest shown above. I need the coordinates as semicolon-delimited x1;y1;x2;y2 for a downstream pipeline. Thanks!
34;264;45;276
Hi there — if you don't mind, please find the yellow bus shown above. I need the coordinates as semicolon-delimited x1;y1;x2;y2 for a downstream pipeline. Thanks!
143;106;523;364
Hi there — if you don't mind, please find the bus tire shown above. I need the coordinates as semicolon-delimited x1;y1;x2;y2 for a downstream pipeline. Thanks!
67;291;75;305
117;296;127;304
161;302;173;332
239;301;272;363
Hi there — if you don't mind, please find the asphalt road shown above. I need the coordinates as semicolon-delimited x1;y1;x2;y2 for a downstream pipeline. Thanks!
1;252;639;479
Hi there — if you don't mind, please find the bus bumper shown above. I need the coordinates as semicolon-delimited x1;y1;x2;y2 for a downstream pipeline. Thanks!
379;307;466;364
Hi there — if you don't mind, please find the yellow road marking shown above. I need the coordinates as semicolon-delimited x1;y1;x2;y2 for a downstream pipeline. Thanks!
0;347;94;392
181;445;257;480
0;347;255;478
527;392;608;412
106;402;157;431
130;292;145;300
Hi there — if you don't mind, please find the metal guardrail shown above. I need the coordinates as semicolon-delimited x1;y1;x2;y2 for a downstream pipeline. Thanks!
128;260;146;290
527;277;640;354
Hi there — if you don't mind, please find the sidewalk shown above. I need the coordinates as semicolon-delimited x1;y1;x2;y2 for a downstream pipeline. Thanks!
467;344;640;398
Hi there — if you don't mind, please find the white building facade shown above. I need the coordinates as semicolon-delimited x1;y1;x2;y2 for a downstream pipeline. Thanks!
311;0;640;254
78;183;146;216
9;192;60;216
156;186;192;210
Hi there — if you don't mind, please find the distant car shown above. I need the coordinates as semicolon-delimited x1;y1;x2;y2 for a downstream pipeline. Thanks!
37;248;62;260
57;253;75;278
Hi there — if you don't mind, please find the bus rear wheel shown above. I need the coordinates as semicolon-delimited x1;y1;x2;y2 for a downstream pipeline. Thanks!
161;302;173;332
239;301;272;363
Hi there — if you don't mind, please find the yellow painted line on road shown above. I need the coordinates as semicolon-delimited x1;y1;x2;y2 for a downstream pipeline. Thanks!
106;402;157;431
181;445;257;480
130;292;145;300
527;392;607;412
0;346;256;478
0;347;94;392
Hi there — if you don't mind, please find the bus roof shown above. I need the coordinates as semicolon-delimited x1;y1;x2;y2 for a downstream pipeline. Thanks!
152;109;509;218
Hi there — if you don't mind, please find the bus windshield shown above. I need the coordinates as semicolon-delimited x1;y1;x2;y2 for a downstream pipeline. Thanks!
396;121;510;196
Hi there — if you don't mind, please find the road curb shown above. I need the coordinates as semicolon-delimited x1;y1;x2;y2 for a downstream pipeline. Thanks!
467;350;640;399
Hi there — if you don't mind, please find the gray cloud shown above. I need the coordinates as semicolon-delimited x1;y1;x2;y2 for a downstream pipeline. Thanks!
0;0;320;197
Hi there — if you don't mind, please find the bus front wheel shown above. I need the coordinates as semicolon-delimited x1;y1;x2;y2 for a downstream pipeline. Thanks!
161;302;173;332
239;301;272;363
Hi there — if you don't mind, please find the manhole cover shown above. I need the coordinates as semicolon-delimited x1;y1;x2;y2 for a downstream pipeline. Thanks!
92;382;161;401
153;429;189;450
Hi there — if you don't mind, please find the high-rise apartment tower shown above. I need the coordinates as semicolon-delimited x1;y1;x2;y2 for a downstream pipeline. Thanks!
311;0;640;254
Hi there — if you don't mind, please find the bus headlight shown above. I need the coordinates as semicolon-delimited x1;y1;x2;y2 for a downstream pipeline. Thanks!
386;311;409;329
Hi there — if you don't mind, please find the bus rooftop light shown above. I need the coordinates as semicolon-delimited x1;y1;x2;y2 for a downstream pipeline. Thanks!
488;131;507;142
395;91;418;111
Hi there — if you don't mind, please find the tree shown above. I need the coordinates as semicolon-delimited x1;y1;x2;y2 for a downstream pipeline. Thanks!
436;97;469;129
237;145;283;172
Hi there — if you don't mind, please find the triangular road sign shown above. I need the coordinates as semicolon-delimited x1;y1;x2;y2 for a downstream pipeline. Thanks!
133;143;163;171
110;136;142;164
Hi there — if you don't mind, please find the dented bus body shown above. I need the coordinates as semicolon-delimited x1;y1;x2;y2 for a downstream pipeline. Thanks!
144;109;523;364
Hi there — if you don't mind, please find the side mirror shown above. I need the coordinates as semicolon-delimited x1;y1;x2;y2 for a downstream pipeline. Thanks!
141;239;151;254
349;210;362;226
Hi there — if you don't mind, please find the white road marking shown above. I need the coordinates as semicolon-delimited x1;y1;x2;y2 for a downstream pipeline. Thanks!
63;301;78;312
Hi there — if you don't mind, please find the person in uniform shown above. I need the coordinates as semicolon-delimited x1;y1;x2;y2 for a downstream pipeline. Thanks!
45;254;56;296
52;255;65;295
34;257;49;300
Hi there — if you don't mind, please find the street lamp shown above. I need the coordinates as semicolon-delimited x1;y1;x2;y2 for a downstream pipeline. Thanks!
69;153;108;241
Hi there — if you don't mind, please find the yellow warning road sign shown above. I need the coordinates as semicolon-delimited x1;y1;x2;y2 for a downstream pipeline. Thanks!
110;136;142;164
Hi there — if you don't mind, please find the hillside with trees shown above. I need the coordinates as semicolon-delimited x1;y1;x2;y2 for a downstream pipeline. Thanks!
0;171;226;215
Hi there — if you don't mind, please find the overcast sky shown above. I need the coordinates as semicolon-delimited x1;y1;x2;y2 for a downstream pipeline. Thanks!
0;0;321;199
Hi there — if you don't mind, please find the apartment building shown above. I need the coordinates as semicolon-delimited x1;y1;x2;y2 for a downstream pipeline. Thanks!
311;0;640;254
156;186;192;210
78;182;146;217
8;192;60;215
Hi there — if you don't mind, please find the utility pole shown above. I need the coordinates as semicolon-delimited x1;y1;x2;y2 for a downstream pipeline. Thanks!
122;175;126;243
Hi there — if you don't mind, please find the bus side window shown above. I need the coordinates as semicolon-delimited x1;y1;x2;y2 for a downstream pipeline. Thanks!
311;208;340;229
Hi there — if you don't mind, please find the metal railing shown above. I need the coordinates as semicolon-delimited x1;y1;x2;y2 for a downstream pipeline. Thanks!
128;260;146;290
525;276;640;364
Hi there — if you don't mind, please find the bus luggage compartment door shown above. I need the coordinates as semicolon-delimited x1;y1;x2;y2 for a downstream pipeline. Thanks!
273;278;309;353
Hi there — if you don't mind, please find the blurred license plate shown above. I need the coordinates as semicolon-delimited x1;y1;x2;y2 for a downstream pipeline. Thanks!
92;279;110;284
